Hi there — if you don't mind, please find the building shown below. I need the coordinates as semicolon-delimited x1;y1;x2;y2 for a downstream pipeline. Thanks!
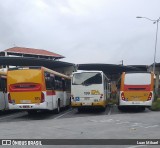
0;47;76;76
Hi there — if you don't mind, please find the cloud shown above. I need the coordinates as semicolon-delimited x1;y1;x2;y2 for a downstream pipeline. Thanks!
0;0;159;65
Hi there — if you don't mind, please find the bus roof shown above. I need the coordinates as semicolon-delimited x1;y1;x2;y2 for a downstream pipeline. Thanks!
42;67;71;79
73;70;103;74
8;66;71;80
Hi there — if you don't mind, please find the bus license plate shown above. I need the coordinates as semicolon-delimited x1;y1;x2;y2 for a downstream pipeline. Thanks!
21;100;31;103
82;102;92;106
23;105;30;108
84;97;90;100
132;101;140;104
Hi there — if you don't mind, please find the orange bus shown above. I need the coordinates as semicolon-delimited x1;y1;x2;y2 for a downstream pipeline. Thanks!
118;72;154;111
7;66;71;114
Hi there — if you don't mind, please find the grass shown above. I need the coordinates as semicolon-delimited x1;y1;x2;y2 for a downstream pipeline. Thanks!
151;98;160;111
108;98;118;105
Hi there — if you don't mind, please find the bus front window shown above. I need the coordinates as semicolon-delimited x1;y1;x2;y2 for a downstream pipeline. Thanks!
72;72;102;85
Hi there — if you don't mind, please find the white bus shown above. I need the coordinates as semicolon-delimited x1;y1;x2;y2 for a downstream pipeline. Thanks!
7;66;71;114
71;71;110;111
117;72;154;111
0;70;8;111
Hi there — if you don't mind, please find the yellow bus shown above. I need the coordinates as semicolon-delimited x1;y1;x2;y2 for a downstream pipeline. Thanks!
0;70;8;111
7;66;71;114
117;72;154;111
71;71;111;112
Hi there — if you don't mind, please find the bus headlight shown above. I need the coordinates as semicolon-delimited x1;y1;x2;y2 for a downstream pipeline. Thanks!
121;92;125;101
147;92;152;101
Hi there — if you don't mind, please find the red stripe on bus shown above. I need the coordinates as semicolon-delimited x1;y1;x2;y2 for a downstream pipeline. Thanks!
124;85;151;91
46;90;56;95
9;83;41;92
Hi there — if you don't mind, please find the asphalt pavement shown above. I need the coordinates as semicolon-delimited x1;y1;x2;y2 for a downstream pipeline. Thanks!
0;105;159;148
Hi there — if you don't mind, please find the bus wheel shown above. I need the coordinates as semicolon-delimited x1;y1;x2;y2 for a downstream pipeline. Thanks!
55;100;60;114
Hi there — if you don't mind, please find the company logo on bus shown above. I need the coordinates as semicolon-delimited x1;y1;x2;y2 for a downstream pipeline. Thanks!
84;90;101;95
91;90;100;95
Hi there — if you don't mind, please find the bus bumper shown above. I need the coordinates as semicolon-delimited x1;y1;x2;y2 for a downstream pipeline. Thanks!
71;101;106;108
119;100;152;107
8;102;48;110
92;101;106;107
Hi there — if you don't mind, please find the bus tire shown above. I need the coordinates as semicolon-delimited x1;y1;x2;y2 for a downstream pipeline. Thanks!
55;100;60;114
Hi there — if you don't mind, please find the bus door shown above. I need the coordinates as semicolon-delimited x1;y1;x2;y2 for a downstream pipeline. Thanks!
107;82;111;99
62;79;71;106
62;79;67;107
103;77;107;101
0;77;7;110
55;76;64;108
45;73;54;109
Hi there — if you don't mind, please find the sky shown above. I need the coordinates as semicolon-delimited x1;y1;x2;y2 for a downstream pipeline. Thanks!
0;0;160;65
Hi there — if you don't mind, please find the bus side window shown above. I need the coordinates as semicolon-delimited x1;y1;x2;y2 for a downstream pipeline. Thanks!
104;78;108;90
62;79;65;91
55;76;63;90
45;72;52;90
0;77;7;92
50;76;55;90
55;76;58;90
0;78;2;91
66;79;71;91
4;78;7;92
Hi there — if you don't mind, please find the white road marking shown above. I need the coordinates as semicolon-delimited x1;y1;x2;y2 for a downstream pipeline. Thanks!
107;107;112;115
54;109;75;119
116;121;130;124
130;123;143;127
89;119;113;123
127;145;146;148
99;119;113;123
89;117;159;130
0;112;27;120
144;125;159;128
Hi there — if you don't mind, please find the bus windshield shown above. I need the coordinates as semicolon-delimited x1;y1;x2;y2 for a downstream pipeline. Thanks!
72;72;102;85
124;73;151;85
